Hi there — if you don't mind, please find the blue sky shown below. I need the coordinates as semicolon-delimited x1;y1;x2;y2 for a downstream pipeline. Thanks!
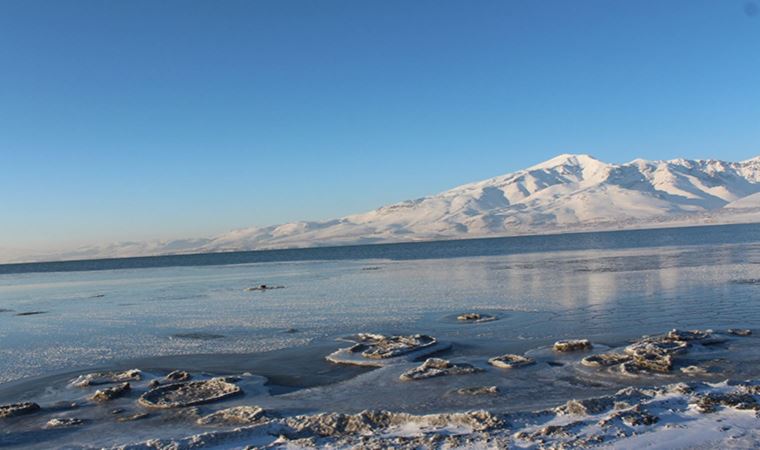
1;1;759;251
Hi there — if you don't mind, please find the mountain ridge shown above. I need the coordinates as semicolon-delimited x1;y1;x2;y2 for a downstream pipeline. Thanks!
8;153;760;263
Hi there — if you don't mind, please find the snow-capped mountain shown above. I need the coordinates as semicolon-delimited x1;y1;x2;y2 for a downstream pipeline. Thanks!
10;154;760;263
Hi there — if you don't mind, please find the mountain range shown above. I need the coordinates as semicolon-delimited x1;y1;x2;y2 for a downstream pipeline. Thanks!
10;154;760;263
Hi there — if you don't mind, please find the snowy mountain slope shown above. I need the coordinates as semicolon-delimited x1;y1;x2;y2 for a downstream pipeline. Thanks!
190;153;760;252
6;154;760;263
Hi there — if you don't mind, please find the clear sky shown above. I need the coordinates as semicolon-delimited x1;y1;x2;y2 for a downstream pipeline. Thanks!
1;0;759;251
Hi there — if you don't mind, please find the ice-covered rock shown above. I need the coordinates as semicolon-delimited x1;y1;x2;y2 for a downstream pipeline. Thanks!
165;370;191;382
680;365;708;375
399;358;482;381
456;313;497;323
45;417;84;428
91;382;131;402
692;392;760;413
728;328;752;336
553;339;593;352
70;369;142;387
326;333;448;366
598;405;659;427
0;402;40;419
488;354;535;369
667;329;712;341
455;386;500;396
555;397;615;416
581;352;631;367
138;378;242;408
197;406;267;426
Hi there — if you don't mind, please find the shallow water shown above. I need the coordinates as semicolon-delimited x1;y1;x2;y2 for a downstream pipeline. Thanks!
2;225;760;447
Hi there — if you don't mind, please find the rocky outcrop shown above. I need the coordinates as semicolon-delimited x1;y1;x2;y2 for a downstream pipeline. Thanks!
399;358;482;381
138;378;242;408
488;354;535;369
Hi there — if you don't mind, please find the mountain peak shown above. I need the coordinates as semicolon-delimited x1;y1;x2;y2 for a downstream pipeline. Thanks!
528;153;604;171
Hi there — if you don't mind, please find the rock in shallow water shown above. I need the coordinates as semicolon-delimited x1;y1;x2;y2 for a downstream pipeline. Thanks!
165;370;191;382
91;382;131;402
71;369;142;387
728;328;752;336
45;417;84;428
355;333;438;359
400;358;482;381
456;313;497;323
488;354;535;369
138;378;242;408
581;352;631;367
0;402;40;419
326;333;448;366
554;339;593;352
455;386;500;396
197;406;267;426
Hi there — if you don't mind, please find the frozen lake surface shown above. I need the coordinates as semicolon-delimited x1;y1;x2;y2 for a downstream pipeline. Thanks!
2;224;760;448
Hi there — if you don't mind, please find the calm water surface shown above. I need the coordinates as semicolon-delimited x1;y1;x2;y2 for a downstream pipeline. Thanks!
1;223;760;394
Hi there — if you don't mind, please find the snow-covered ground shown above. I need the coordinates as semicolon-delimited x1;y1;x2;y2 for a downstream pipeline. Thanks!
9;153;760;264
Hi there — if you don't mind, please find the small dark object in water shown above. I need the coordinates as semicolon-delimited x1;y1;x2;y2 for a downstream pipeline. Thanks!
170;332;225;340
0;308;13;313
730;278;760;285
15;311;47;316
361;266;381;271
244;284;285;292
